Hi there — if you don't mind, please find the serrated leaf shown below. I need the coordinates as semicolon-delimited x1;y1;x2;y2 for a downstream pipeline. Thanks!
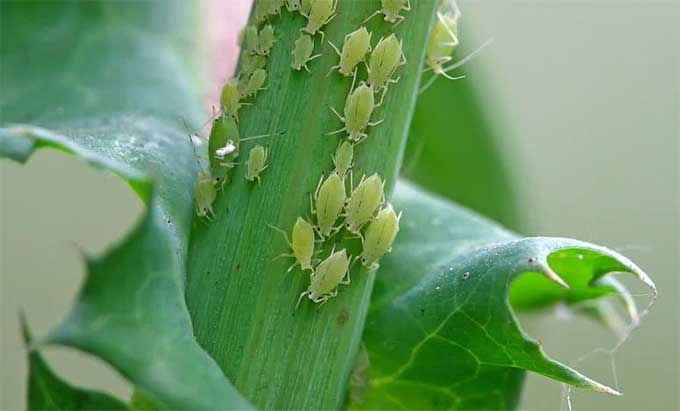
1;2;251;409
21;316;129;411
352;182;655;410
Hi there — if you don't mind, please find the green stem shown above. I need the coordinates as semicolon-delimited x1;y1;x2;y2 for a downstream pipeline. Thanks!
186;1;438;409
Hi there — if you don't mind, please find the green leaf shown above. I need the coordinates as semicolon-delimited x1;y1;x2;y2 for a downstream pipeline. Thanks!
185;2;440;410
1;2;251;409
21;315;129;411
352;181;655;410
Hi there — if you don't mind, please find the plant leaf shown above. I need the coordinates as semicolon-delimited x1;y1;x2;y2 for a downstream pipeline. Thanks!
1;2;251;409
21;316;129;411
352;181;656;410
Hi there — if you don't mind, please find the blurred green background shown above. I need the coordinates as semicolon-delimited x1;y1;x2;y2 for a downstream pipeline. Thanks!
1;1;678;410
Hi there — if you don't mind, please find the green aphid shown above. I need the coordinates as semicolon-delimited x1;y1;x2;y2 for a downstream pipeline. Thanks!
208;115;239;187
329;80;383;143
364;0;411;26
344;173;384;235
241;25;259;54
271;217;316;272
332;140;354;177
241;68;267;98
220;80;242;121
367;34;406;100
426;11;460;78
361;203;401;270
240;53;267;75
245;145;269;184
195;171;217;220
258;24;276;56
311;172;346;238
301;0;337;42
328;26;372;77
291;34;321;72
298;247;351;307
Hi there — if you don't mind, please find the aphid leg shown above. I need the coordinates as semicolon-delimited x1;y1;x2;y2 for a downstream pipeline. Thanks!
296;291;309;309
329;105;345;121
405;0;412;11
362;9;381;25
393;15;405;27
368;118;384;128
328;40;342;57
268;224;292;247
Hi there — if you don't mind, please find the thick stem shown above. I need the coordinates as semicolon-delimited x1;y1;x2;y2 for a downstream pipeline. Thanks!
186;1;438;409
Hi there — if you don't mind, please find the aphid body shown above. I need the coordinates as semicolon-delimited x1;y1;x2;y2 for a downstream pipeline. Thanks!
328;26;372;77
245;145;269;184
242;25;259;54
311;172;346;237
241;68;267;98
298;248;351;306
345;173;384;235
272;217;316;272
329;81;382;143
291;34;321;72
240;53;267;75
361;203;401;270
364;0;411;25
258;25;276;56
220;80;242;120
426;11;459;77
208;115;240;187
332;140;354;177
367;34;406;94
301;0;337;41
195;171;217;219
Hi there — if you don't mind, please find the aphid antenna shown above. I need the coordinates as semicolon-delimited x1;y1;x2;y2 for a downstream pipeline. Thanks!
296;291;308;309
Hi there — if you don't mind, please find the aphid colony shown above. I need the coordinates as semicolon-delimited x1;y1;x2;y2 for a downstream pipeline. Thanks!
274;0;410;308
277;166;401;307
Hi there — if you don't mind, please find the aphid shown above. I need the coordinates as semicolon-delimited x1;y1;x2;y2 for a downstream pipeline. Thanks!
426;10;460;79
195;171;217;219
291;34;321;72
220;80;242;120
328;79;383;143
208;115;239;187
311;172;346;237
363;0;411;26
245;145;269;184
285;0;301;12
332;140;354;177
297;248;351;307
241;25;259;54
270;217;316;272
257;25;276;56
367;34;406;100
240;68;267;98
301;0;337;42
420;1;493;94
240;53;267;75
327;26;372;77
253;0;271;23
360;203;401;270
344;173;384;235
